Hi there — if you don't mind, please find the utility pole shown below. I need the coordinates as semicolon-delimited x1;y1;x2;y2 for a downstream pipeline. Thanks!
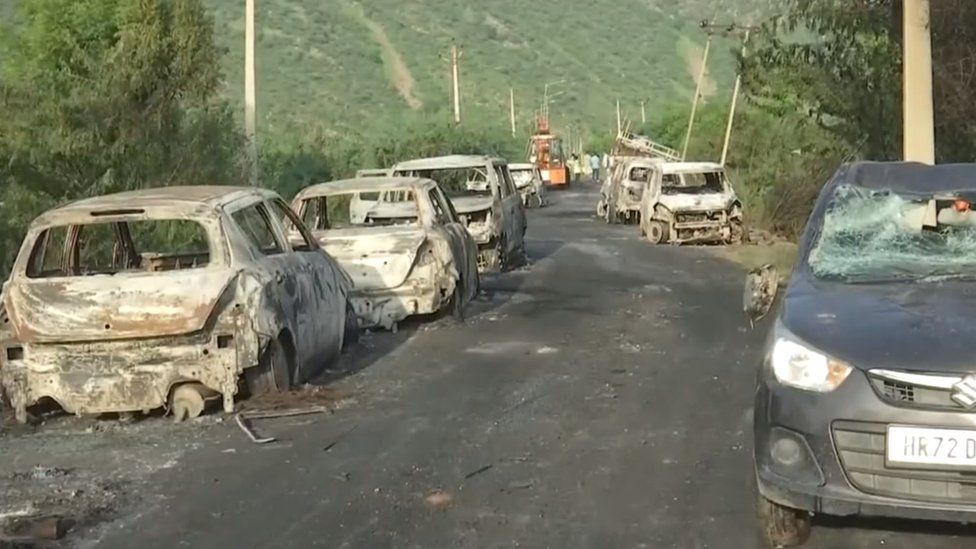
616;99;622;136
681;31;712;161
640;101;646;125
721;29;751;166
244;0;257;185
903;0;935;164
509;87;516;137
451;43;462;125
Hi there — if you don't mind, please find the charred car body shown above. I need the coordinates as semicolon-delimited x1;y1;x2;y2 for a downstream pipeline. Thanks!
638;162;743;245
750;162;976;547
0;187;353;423
597;157;660;224
292;177;479;331
508;163;548;209
391;155;527;271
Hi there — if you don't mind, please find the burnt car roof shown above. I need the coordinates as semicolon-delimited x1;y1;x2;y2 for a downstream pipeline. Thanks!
35;186;277;226
392;155;506;171
295;177;434;199
827;162;976;198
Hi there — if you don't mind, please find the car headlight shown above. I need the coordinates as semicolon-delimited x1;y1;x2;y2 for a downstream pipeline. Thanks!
770;338;852;393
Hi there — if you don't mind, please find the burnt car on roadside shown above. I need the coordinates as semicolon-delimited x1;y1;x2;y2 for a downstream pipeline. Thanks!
639;162;743;245
749;162;976;546
291;177;480;331
508;162;548;209
0;187;355;423
391;155;527;272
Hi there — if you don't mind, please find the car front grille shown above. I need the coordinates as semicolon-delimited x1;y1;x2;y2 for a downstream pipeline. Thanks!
867;370;966;411
833;421;976;503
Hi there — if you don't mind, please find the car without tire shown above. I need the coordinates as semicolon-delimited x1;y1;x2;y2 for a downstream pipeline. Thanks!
391;155;527;272
291;177;480;331
0;186;353;423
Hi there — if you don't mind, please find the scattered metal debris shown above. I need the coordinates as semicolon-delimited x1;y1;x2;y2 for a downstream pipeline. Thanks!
463;464;493;479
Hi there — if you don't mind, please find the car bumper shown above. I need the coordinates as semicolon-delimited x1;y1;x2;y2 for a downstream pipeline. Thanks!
755;367;976;521
350;278;453;330
0;332;251;419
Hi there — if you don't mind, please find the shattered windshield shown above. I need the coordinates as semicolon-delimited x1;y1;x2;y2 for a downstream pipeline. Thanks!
809;185;976;282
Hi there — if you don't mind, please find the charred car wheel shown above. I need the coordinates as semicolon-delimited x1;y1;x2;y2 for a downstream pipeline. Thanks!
757;494;811;548
343;301;360;350
645;221;667;244
245;338;292;395
449;281;466;321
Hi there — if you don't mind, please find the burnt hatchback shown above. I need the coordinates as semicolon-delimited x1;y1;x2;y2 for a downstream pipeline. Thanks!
751;162;976;546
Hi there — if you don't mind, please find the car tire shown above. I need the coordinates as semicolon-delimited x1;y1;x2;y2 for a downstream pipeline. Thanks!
245;337;292;395
343;301;360;350
646;220;667;244
757;494;811;548
450;280;466;321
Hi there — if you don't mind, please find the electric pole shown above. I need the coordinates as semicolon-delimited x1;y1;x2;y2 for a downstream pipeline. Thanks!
244;0;257;185
451;43;462;125
903;0;935;164
510;88;516;137
721;29;753;166
640;101;646;125
682;28;712;161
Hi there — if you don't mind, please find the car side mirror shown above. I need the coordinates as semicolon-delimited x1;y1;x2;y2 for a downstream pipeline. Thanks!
743;264;779;324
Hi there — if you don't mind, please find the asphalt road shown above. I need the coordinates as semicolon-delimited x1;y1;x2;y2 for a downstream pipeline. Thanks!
87;183;970;548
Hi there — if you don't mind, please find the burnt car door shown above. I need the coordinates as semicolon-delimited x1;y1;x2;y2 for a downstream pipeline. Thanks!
226;200;312;379
428;186;478;301
265;198;346;376
492;163;526;258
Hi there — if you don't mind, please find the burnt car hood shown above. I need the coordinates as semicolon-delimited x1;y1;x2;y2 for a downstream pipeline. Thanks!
781;275;976;374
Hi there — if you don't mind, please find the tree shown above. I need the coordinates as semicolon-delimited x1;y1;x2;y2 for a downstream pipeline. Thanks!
0;0;244;274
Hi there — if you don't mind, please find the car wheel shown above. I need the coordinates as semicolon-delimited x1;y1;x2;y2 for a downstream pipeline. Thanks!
343;301;360;350
495;235;509;272
730;219;746;244
646;220;667;244
245;337;292;395
757;494;811;548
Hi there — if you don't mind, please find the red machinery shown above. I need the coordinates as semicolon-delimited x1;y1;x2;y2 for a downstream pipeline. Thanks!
529;116;570;187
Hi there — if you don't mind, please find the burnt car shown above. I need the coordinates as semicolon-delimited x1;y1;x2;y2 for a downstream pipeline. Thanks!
291;177;480;331
391;155;527;271
508;163;548;208
597;157;660;224
638;162;743;244
0;187;354;423
749;162;976;546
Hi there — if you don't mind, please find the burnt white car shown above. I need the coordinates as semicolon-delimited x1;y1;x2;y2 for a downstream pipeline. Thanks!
391;155;527;271
597;157;660;224
0;187;354;423
508;163;547;208
292;177;480;331
638;162;744;244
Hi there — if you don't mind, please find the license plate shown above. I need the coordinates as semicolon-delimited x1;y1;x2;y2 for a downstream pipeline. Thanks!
887;426;976;469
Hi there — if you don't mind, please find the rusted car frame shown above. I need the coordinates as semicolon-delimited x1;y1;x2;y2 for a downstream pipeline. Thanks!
508;163;548;208
291;177;479;331
391;155;528;271
0;187;352;423
597;157;661;224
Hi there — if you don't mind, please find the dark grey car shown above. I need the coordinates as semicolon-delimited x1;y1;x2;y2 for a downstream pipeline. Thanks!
751;162;976;546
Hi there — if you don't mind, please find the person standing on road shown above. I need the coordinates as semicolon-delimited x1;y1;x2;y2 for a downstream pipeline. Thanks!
590;153;601;182
569;154;581;184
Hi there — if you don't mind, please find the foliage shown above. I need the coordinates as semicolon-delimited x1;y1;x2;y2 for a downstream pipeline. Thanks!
0;0;244;275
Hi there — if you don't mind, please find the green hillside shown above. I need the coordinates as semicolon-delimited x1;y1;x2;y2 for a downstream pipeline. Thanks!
204;0;772;141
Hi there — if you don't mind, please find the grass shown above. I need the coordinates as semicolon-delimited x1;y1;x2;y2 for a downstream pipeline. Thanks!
203;0;773;141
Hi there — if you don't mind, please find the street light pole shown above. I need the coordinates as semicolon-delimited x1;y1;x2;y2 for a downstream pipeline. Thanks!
510;87;517;137
451;44;462;125
903;0;935;164
244;0;257;185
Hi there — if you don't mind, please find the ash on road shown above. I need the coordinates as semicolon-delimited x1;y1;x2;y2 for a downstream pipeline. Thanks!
2;183;969;548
